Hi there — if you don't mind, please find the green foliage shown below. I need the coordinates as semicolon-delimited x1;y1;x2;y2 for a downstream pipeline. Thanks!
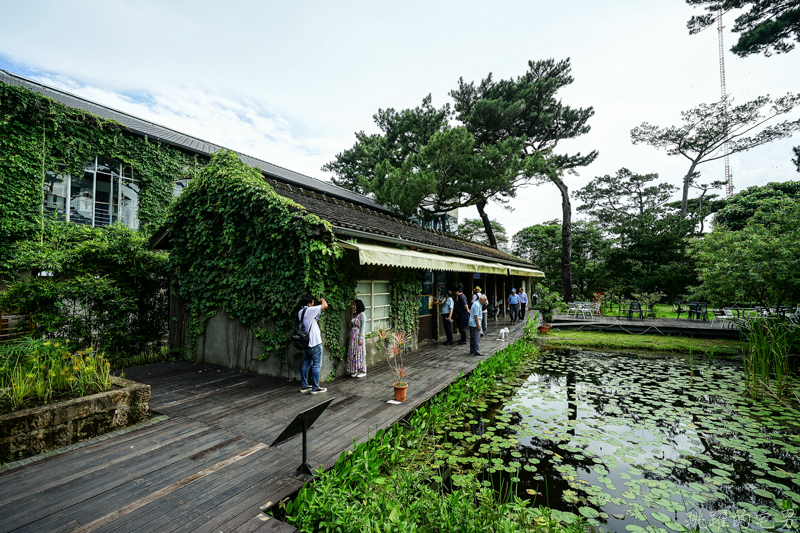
0;81;199;270
512;220;608;299
0;337;113;414
0;221;169;361
631;94;800;215
283;339;585;533
389;269;418;339
574;168;697;297
458;217;509;250
167;150;356;363
714;180;800;230
741;317;800;400
687;0;800;57
691;200;800;308
532;286;564;324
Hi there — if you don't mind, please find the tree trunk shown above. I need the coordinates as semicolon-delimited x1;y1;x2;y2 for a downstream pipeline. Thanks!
680;162;698;218
476;200;498;248
550;174;574;303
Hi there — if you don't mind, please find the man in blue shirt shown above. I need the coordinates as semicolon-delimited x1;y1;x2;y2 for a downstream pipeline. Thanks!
507;288;520;325
441;291;454;345
298;295;328;394
469;295;486;356
518;288;528;320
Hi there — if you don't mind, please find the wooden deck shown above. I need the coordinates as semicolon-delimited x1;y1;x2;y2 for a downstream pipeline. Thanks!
550;313;741;338
0;320;527;533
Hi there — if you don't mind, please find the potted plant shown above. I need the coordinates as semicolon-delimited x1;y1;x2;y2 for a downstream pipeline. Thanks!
534;287;564;334
386;331;410;401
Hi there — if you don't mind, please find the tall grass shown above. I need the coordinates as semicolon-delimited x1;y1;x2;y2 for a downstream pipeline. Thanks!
742;318;799;400
0;336;113;413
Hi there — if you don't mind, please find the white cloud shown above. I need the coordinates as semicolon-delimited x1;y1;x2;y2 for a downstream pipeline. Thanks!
1;0;798;238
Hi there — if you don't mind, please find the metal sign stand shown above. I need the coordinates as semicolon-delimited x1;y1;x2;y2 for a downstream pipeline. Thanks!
270;397;335;476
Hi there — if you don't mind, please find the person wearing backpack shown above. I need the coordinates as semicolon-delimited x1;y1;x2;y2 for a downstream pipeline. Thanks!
297;295;328;394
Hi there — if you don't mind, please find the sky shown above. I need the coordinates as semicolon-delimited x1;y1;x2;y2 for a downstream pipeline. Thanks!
1;0;798;238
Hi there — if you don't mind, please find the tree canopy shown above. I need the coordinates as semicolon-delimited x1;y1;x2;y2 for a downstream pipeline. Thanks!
713;180;800;229
631;94;800;216
451;58;598;302
692;199;800;308
512;220;608;299
574;169;697;297
687;0;800;57
457;217;509;250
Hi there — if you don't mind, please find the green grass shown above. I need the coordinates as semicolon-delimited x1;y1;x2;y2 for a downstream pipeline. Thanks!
539;329;747;356
598;303;683;319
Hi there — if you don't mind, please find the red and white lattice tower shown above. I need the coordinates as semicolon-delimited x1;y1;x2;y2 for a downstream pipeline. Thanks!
718;10;735;197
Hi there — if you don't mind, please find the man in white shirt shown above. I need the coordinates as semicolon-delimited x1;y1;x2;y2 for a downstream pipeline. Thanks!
298;295;328;394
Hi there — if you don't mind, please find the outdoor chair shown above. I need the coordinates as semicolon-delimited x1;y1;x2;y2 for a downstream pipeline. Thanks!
674;301;689;320
627;301;644;320
645;302;656;319
578;303;593;319
567;302;578;318
711;309;731;328
591;302;602;317
694;303;709;321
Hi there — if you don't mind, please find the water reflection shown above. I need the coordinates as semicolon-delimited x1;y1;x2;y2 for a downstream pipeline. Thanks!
454;349;800;532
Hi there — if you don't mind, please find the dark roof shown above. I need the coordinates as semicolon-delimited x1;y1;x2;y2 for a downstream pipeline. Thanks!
268;179;535;268
0;69;390;213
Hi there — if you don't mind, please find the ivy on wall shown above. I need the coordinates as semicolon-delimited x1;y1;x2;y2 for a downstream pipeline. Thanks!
0;82;200;270
167;150;357;363
390;269;419;339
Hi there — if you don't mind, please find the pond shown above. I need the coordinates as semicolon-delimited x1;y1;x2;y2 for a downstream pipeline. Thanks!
446;348;800;533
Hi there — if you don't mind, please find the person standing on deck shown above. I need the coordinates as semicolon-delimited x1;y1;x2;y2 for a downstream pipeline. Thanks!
469;295;486;356
441;291;454;345
507;288;520;325
518;288;528;321
347;299;367;378
299;295;328;394
472;286;487;337
454;288;470;345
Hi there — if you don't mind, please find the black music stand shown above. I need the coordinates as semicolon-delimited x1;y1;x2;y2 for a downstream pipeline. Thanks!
270;397;335;476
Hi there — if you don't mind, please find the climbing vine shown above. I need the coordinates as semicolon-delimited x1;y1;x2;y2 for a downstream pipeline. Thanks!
167;150;357;363
390;269;419;339
0;82;200;270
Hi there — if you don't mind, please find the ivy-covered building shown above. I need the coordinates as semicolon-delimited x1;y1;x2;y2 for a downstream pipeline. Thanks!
0;70;543;381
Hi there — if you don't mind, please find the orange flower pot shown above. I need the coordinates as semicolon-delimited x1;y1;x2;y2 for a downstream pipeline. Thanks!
393;383;408;402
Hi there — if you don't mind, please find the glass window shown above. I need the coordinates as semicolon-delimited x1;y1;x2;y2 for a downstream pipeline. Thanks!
173;178;191;197
70;171;94;226
43;171;68;221
356;280;391;334
45;157;141;229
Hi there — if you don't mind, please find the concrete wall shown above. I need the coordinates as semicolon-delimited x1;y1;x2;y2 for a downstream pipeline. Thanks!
194;309;422;381
195;309;353;382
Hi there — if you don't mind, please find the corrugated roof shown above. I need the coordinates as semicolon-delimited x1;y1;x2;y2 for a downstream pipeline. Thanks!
0;69;390;213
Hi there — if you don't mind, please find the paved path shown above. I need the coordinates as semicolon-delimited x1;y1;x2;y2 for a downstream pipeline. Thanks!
0;320;526;533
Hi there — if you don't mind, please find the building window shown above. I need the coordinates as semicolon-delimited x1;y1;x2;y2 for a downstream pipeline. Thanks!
43;157;140;230
356;280;391;334
173;178;191;197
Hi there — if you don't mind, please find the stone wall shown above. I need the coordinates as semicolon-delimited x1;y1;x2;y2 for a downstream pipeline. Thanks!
0;376;150;461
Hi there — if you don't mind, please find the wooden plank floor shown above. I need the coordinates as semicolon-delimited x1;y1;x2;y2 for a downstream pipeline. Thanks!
0;320;526;533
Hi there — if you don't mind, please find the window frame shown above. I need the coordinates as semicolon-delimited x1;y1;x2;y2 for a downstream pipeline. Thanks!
43;156;140;230
356;280;391;334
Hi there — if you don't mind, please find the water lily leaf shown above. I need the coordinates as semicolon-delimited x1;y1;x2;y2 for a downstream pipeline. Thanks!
579;506;600;519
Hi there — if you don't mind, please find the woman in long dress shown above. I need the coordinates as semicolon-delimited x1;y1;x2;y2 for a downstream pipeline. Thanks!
347;299;367;378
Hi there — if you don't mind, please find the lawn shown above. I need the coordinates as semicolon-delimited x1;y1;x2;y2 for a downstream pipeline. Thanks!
538;329;747;356
597;303;684;319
